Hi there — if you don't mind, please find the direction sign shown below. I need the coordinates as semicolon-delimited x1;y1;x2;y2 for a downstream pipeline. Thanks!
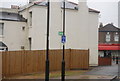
61;35;66;43
58;31;63;36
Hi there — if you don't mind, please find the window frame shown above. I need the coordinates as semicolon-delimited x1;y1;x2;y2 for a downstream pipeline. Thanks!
114;32;119;42
106;32;111;42
0;23;4;36
29;11;32;26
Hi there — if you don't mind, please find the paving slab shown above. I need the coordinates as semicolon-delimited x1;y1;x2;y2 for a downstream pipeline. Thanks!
62;64;118;81
84;64;118;76
65;75;117;79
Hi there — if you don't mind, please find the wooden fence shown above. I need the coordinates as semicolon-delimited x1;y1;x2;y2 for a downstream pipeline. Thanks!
98;57;112;66
2;49;89;77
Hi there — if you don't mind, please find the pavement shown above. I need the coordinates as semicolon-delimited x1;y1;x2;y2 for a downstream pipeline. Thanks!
64;63;119;81
84;64;118;76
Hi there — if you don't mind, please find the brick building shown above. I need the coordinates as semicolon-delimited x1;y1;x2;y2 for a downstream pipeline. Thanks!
99;23;120;58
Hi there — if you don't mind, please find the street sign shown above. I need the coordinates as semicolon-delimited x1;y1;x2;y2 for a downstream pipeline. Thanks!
58;31;63;36
61;35;66;43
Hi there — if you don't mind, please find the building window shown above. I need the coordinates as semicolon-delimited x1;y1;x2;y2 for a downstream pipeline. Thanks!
106;32;110;42
29;12;32;26
114;32;119;42
21;46;25;50
22;26;25;31
28;37;32;50
0;23;4;35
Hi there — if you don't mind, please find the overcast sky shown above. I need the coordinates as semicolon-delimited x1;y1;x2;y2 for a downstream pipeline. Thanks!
87;0;119;27
0;0;119;27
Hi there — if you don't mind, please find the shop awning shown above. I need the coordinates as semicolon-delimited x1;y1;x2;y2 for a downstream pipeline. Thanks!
99;44;120;51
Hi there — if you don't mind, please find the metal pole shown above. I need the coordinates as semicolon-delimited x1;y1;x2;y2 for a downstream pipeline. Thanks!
61;0;65;81
45;0;50;81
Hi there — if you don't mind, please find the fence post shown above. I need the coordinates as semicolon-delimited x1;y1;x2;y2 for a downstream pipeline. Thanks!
0;52;2;80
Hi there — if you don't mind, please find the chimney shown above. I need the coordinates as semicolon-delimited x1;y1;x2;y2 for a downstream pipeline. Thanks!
99;22;103;28
11;5;20;9
111;22;114;25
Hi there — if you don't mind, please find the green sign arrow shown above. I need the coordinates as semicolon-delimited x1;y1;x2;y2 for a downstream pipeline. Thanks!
58;31;63;36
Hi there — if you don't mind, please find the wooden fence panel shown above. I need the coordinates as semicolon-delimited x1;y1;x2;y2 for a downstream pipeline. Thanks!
2;51;10;77
65;49;71;70
10;51;22;75
50;50;62;71
2;49;89;77
70;49;89;70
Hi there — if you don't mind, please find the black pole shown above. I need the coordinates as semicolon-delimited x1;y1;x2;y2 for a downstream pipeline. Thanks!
45;0;50;81
61;0;65;81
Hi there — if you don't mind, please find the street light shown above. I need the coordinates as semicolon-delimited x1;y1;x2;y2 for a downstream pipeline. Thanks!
45;0;50;81
61;0;66;81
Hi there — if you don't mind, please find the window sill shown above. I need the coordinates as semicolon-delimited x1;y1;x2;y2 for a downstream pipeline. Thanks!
29;26;32;28
0;35;4;38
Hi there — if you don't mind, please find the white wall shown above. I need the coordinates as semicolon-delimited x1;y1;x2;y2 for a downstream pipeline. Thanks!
21;2;92;50
65;2;99;66
19;1;99;66
66;2;89;49
88;12;99;66
29;6;47;50
0;20;28;51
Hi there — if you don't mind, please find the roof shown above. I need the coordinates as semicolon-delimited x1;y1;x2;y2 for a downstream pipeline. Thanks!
99;24;120;32
61;1;78;10
99;44;120;51
19;0;79;11
0;12;27;22
89;8;100;13
20;1;100;13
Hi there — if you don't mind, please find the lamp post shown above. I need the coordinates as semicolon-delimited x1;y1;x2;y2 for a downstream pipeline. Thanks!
45;0;50;81
61;0;65;81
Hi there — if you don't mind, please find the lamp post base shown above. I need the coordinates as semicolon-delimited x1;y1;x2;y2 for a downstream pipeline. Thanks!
45;60;49;81
61;60;65;81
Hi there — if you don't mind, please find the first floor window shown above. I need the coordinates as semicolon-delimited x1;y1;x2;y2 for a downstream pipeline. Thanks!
114;32;119;42
106;32;110;42
29;12;32;26
0;23;4;35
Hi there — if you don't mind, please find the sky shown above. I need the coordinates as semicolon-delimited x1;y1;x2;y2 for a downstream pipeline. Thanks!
87;0;119;27
0;0;119;27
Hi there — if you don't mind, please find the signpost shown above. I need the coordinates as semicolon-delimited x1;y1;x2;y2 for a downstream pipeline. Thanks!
61;0;66;81
61;35;66;43
45;0;66;81
45;0;50;81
